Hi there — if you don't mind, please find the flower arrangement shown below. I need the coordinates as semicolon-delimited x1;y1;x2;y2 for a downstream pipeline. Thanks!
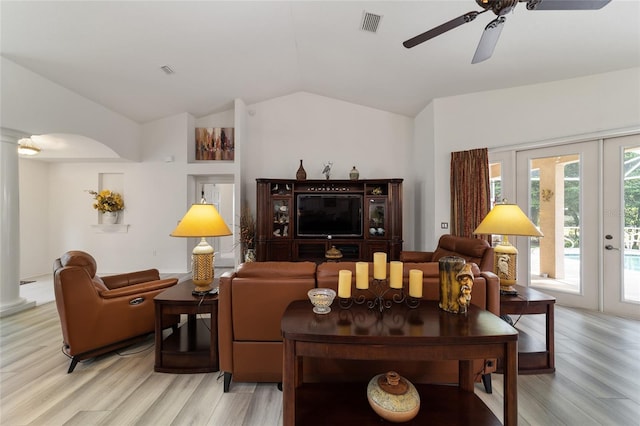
239;203;255;256
87;189;124;213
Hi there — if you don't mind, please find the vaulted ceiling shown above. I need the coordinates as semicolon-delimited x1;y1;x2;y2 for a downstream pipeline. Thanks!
2;1;639;124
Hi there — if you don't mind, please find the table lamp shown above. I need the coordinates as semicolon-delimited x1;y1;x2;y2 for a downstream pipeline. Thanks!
171;203;232;295
473;203;543;295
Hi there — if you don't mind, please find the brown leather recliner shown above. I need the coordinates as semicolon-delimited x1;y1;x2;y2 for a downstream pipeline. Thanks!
53;250;178;373
400;234;494;272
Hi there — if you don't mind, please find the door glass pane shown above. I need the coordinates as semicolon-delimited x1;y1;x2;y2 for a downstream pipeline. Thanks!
489;161;503;246
623;147;640;302
489;162;503;207
530;154;581;293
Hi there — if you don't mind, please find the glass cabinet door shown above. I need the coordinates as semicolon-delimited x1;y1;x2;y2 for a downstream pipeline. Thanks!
272;199;290;237
367;198;386;238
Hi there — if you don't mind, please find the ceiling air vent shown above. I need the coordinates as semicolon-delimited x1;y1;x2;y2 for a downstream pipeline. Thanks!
361;11;382;33
160;65;175;75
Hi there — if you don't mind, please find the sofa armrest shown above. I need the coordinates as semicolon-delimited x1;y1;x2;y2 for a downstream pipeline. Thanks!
399;251;435;262
98;278;177;299
218;270;237;374
479;271;500;316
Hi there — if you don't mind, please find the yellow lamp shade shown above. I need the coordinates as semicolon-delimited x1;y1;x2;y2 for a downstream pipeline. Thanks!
171;204;232;238
473;204;543;237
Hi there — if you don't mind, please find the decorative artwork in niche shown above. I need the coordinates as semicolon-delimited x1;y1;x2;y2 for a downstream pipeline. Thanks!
195;127;235;161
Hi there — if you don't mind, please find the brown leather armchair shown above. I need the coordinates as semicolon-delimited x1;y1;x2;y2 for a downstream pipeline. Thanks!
53;250;178;373
400;234;494;272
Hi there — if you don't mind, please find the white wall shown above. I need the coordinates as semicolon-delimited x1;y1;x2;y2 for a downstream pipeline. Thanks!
18;159;50;278
243;91;414;242
411;102;436;250
422;68;640;246
1;58;141;161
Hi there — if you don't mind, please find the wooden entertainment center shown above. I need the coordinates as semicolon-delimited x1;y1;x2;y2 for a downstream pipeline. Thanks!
256;178;402;262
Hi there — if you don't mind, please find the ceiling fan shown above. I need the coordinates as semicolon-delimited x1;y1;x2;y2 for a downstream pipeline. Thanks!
403;0;611;64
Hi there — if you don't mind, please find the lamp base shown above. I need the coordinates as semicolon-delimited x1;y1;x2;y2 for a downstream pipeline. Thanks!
192;288;216;296
191;238;214;295
500;285;518;296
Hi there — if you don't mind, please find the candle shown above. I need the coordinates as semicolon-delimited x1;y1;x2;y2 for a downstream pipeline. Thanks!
373;252;387;280
409;269;423;298
338;270;352;298
356;262;369;289
389;261;403;289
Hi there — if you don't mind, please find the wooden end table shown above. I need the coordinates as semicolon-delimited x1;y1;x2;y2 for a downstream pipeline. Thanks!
154;279;219;373
281;300;519;426
500;284;555;374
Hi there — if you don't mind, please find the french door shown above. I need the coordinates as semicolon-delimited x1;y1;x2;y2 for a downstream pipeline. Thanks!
603;134;640;318
514;135;640;319
516;141;599;311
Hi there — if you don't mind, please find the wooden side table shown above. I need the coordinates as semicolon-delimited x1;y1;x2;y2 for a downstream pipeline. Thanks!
500;284;555;374
154;279;219;373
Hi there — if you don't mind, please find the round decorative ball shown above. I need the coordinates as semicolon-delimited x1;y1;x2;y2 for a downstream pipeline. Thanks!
367;371;420;423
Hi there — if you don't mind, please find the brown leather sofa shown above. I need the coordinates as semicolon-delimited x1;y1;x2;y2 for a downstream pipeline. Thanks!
218;235;500;393
53;250;178;373
218;261;317;391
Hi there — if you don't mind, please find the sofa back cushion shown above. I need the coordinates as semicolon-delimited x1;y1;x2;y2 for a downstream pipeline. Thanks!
231;261;316;341
317;262;357;291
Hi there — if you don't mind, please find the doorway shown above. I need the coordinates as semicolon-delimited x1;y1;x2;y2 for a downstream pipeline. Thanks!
508;135;640;319
195;177;235;268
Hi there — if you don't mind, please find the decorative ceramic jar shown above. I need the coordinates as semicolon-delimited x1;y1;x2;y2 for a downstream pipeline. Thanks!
367;371;420;423
296;159;307;180
244;248;256;263
102;211;118;224
349;166;359;180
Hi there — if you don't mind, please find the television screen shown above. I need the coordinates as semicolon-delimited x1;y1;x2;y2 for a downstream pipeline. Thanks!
296;194;363;237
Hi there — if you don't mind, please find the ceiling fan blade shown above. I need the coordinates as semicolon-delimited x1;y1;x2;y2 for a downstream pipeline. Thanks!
471;16;506;64
403;11;481;49
524;0;611;10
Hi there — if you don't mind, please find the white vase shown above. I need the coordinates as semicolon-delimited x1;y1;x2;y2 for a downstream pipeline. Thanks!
244;249;256;262
102;211;118;224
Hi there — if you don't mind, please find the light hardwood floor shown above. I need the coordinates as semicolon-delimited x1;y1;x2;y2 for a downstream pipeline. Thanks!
2;280;639;425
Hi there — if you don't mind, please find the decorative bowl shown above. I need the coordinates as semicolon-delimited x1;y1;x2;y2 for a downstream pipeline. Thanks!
307;288;337;314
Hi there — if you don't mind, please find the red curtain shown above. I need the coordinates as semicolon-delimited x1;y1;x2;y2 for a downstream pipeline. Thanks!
450;148;490;239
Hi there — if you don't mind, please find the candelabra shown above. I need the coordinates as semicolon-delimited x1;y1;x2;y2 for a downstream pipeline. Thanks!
338;278;420;313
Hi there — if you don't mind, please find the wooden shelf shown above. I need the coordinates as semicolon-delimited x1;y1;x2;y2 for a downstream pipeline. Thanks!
91;224;129;233
162;319;211;353
295;383;501;425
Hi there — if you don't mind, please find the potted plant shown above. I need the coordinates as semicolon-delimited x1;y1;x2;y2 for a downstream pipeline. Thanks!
239;204;256;262
87;189;124;224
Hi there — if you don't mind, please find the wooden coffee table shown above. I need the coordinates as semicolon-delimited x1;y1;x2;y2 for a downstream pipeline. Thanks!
281;300;519;426
154;279;219;373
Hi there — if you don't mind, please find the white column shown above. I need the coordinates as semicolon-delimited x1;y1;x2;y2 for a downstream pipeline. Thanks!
0;129;35;317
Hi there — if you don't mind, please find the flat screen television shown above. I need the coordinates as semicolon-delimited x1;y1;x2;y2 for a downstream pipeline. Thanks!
296;194;363;237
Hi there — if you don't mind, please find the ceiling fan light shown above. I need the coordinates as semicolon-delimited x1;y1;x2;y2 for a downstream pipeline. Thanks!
17;138;41;156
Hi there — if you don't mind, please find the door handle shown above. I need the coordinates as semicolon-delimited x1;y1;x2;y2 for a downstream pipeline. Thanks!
605;244;619;251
